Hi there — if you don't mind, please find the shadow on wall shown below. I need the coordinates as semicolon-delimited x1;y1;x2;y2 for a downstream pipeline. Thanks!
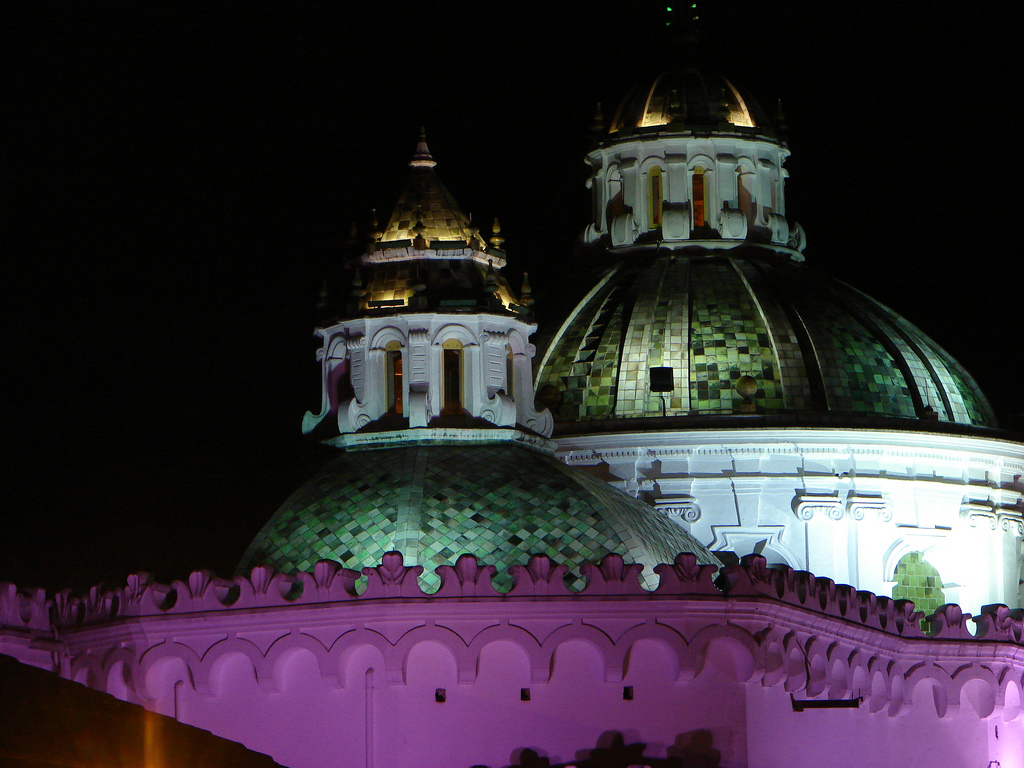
505;729;722;767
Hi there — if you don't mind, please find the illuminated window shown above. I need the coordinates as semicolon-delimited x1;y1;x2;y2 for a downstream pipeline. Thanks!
648;166;664;228
692;168;706;228
385;341;403;415
441;338;464;415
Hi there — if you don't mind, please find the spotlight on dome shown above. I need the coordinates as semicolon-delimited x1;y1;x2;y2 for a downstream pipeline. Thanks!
650;367;674;393
650;366;674;416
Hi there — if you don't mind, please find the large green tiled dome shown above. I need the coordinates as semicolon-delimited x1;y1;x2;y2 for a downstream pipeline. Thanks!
536;249;996;427
239;441;716;589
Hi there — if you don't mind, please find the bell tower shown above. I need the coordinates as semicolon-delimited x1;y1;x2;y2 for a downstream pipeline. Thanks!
303;134;553;441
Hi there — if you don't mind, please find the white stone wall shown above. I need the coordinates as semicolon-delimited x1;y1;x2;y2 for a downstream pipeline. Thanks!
556;427;1024;613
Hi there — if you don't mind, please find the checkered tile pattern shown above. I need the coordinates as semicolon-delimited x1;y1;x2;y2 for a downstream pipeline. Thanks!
239;443;716;590
381;168;473;243
534;252;995;427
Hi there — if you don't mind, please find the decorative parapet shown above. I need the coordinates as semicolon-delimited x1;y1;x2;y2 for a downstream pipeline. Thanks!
0;582;49;631
3;553;1022;721
2;553;1020;647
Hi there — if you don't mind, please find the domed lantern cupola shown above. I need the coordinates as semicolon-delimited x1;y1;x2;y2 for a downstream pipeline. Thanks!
585;68;805;255
303;133;553;441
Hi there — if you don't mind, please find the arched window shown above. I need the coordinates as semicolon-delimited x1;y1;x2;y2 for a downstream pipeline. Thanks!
692;167;706;228
385;340;403;415
441;338;464;415
647;166;664;228
892;552;946;633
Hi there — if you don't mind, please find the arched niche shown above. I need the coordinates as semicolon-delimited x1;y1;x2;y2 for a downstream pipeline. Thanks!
621;636;679;685
695;634;757;684
475;639;532;690
959;677;997;719
207;650;260;698
403;639;460;687
549;637;608;684
440;337;465;416
384;339;404;415
143;656;192;718
106;659;132;701
891;551;946;623
908;675;952;719
272;645;325;695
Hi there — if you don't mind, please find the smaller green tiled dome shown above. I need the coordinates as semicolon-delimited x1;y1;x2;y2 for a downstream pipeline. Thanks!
239;441;716;589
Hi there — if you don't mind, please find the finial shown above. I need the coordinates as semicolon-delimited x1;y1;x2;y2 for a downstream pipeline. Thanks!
716;88;730;123
489;218;504;249
591;102;605;134
410;127;437;168
410;262;426;295
519;271;534;308
412;205;427;248
667;88;684;124
370;208;382;242
350;268;366;300
483;259;498;292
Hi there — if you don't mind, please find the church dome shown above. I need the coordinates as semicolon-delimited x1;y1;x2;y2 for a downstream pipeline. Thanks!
238;438;717;589
536;248;996;428
608;68;774;137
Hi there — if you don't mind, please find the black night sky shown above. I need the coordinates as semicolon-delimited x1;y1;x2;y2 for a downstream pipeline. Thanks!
6;4;1019;592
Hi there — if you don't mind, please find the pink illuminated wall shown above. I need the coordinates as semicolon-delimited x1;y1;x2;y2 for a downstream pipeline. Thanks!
2;553;1023;767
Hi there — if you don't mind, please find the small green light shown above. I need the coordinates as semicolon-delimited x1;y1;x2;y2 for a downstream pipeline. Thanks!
666;5;673;10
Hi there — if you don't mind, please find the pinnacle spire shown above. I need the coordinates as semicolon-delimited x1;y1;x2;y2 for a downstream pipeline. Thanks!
409;127;437;168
